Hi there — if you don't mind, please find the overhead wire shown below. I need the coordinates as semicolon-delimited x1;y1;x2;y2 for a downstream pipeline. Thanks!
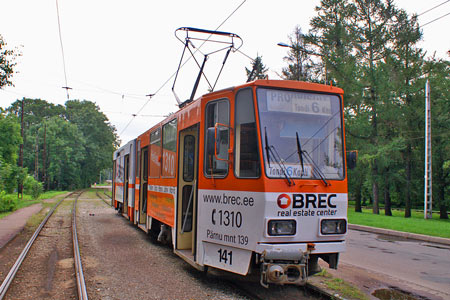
418;0;450;16
55;0;71;100
420;11;450;27
69;78;149;100
119;0;247;136
417;0;450;28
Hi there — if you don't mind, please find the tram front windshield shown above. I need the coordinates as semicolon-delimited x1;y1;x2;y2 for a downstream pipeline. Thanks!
257;88;344;180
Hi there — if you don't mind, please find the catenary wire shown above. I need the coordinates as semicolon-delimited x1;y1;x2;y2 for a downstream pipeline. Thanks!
418;0;450;16
119;0;247;136
420;11;450;27
55;0;70;100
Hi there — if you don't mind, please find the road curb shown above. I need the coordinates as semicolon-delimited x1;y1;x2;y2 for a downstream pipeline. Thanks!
349;224;450;246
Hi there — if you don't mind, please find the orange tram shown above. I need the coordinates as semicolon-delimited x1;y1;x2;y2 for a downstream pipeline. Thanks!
112;77;353;287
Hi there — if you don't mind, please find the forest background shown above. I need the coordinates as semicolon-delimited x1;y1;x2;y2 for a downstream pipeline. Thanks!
1;0;449;219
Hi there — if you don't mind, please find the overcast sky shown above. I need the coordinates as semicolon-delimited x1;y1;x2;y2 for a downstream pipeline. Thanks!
1;0;449;144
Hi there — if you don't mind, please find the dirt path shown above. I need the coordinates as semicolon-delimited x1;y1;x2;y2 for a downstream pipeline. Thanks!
77;193;251;300
0;203;42;249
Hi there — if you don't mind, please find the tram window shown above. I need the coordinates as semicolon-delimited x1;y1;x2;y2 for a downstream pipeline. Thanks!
149;129;161;178
141;147;149;181
183;135;195;182
181;185;193;232
235;88;260;178
205;99;229;177
162;119;177;177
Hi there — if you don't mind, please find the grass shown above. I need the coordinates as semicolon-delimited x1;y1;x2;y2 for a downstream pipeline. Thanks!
314;269;369;300
348;206;450;239
0;191;68;219
84;189;100;199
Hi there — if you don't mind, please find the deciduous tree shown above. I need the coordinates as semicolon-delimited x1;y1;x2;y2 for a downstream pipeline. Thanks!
0;34;19;88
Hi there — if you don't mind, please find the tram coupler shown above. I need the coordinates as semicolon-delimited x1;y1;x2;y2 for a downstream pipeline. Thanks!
260;248;308;288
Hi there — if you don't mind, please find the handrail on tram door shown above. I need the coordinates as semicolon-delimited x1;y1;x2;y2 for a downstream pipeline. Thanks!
181;179;196;234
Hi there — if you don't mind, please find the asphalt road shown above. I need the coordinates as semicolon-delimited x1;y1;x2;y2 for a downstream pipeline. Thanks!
341;229;450;299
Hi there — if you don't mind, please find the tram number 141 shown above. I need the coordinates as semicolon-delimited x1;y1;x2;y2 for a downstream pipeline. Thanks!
218;248;233;265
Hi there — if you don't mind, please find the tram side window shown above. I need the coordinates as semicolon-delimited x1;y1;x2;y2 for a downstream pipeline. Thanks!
162;119;177;177
205;99;229;177
183;135;195;182
149;129;161;178
235;88;260;178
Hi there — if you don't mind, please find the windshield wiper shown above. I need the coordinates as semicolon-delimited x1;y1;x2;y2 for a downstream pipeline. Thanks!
295;132;305;176
302;151;329;187
264;127;271;168
264;127;294;186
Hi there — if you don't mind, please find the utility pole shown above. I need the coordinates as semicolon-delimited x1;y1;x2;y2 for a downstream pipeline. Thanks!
18;99;24;199
43;123;47;190
424;80;432;219
34;132;39;179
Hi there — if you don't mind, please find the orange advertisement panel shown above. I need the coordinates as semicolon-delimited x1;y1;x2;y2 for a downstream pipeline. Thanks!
162;149;176;177
147;185;176;227
150;144;161;178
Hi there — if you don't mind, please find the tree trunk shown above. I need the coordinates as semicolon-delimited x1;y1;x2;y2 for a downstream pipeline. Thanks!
372;160;379;214
405;144;412;218
372;180;379;214
438;169;449;219
355;177;362;212
384;181;392;216
440;205;449;220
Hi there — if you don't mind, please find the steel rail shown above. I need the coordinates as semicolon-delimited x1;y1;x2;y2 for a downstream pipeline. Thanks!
0;192;76;299
224;277;334;300
95;191;112;208
72;193;89;300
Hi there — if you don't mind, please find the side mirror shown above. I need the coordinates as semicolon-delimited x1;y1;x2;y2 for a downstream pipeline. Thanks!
346;151;357;170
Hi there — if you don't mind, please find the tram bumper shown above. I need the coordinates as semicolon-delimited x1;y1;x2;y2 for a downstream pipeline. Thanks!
258;241;345;287
260;248;307;287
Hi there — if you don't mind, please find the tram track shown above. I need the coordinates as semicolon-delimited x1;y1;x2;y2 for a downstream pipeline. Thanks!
95;191;111;207
227;279;335;300
0;191;88;300
205;267;335;300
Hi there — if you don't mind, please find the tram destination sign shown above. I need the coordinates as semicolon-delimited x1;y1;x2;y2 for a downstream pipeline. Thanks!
266;90;332;116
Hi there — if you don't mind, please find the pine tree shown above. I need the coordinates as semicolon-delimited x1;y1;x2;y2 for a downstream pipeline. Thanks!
280;25;313;81
245;55;268;82
425;58;450;219
385;10;424;217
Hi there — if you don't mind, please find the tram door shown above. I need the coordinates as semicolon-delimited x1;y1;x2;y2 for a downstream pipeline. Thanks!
123;154;129;215
139;147;149;225
176;126;198;253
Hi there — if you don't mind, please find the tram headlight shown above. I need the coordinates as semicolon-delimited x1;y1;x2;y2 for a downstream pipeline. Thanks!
268;220;296;236
320;219;347;235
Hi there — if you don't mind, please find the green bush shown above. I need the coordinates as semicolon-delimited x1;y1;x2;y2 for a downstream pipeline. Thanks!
23;175;43;199
0;191;17;213
0;162;27;194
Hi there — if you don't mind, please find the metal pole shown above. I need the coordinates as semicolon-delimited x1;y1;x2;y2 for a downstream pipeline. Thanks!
18;99;24;199
424;80;432;219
